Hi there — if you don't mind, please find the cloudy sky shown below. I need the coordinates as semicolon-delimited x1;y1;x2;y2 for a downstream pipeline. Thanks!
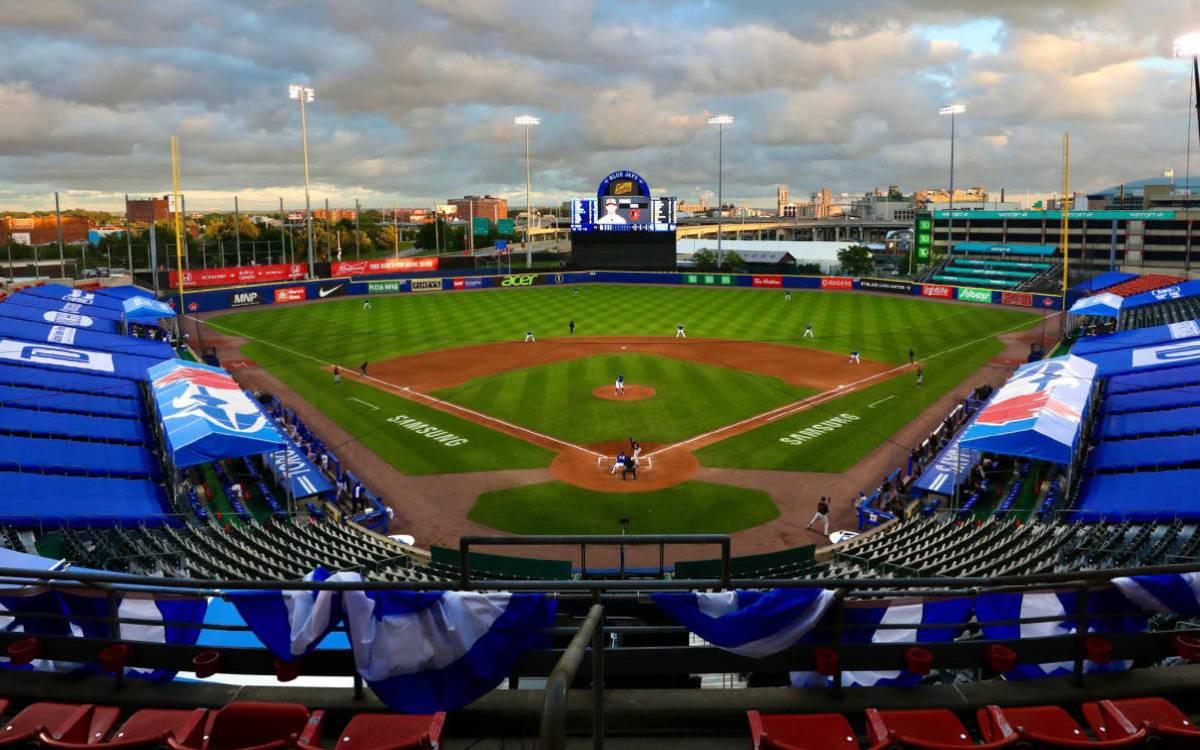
1;0;1199;212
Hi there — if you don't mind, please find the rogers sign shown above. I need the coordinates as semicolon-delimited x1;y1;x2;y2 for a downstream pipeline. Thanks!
331;257;439;277
820;277;854;290
921;284;953;299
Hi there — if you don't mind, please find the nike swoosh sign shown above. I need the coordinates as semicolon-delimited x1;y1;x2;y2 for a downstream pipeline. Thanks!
319;286;343;298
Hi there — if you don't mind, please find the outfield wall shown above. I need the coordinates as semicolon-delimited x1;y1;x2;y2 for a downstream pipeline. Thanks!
166;269;1064;315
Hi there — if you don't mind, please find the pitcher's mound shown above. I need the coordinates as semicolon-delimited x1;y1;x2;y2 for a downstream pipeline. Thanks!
592;384;656;401
550;440;699;493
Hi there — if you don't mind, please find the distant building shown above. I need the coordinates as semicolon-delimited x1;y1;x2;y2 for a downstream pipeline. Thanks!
312;208;357;222
447;196;507;222
914;187;989;207
1;215;89;246
776;186;789;216
125;196;173;224
678;196;708;213
394;208;432;223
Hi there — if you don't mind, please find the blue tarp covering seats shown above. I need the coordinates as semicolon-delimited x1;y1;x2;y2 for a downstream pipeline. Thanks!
1073;469;1200;521
16;285;127;311
1068;292;1123;317
1122;279;1200;310
121;295;176;323
265;435;334;499
1077;339;1200;378
96;286;155;302
0;405;148;444
1088;434;1200;473
0;336;165;381
1074;320;1200;357
0;434;157;478
1074;272;1137;293
959;355;1096;464
149;359;285;468
1104;388;1200;415
1107;363;1200;395
0;318;173;360
0;472;170;526
4;294;126;321
0;548;66;578
0;302;121;334
0;362;140;399
1100;407;1200;440
0;383;141;419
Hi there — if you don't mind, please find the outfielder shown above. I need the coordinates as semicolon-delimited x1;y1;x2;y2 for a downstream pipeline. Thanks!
803;324;814;338
615;374;625;396
524;330;535;343
676;323;686;339
362;299;372;311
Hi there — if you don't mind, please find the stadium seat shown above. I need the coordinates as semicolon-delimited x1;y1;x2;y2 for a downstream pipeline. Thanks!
747;711;868;749
865;708;1018;748
0;702;119;747
297;712;446;750
40;708;207;749
166;702;315;750
1082;698;1200;747
978;705;1147;747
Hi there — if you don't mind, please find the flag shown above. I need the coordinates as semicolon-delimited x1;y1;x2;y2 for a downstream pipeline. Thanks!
342;590;557;713
652;589;835;658
228;568;354;661
61;591;208;680
1113;572;1200;616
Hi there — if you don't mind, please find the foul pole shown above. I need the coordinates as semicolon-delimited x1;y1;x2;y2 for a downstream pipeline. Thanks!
171;136;186;316
1060;132;1070;302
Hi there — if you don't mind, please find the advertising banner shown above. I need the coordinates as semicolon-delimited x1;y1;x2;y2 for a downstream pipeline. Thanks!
331;257;439;278
229;290;264;308
169;263;305;289
683;274;734;286
273;286;307;303
1000;291;1033;307
499;274;538;288
956;287;995;304
1034;295;1062;310
751;275;783;288
859;278;914;294
820;276;854;290
452;277;485;290
410;278;443;293
367;280;406;294
921;284;953;299
314;282;347;299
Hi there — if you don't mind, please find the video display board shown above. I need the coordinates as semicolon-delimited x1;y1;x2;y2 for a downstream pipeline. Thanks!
571;170;676;232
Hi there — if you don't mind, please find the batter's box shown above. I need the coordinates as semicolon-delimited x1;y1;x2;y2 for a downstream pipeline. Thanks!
596;456;653;471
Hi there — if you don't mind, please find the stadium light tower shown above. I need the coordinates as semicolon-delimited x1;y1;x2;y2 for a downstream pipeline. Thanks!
289;83;316;278
939;104;966;260
707;114;734;261
1175;32;1200;194
515;115;540;269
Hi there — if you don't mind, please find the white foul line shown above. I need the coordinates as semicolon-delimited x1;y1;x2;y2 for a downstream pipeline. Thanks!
348;397;379;411
868;395;898;409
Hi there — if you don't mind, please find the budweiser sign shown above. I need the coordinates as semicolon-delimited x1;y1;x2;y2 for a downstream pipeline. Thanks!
169;263;305;289
331;257;439;277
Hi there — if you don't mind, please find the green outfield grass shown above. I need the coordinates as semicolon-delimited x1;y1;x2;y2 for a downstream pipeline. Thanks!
433;353;816;445
695;337;1004;472
210;284;1039;475
469;480;780;534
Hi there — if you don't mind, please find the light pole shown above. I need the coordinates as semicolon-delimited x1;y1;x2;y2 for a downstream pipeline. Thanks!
514;115;539;269
708;114;733;264
1175;32;1200;195
938;104;965;261
289;83;316;278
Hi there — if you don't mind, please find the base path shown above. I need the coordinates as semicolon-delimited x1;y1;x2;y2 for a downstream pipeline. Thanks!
592;384;655;401
369;336;890;392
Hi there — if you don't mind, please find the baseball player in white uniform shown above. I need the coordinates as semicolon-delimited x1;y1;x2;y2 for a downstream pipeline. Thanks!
363;299;372;310
615;374;625;396
676;323;686;339
524;330;535;343
803;324;814;338
849;350;861;364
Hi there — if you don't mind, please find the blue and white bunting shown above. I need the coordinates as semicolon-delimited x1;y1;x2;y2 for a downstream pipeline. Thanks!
341;590;557;713
228;568;355;661
1113;572;1200;616
652;589;835;657
60;591;208;680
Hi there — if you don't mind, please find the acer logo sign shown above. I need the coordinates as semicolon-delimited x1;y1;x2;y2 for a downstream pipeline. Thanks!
500;274;537;287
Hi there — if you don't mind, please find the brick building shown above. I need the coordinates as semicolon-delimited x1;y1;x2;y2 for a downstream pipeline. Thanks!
0;216;89;246
447;196;507;222
312;208;357;222
125;196;173;224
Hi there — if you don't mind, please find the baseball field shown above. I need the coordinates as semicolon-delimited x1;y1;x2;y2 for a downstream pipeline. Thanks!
203;283;1041;538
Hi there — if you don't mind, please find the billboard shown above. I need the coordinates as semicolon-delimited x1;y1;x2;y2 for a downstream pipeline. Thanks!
410;278;443;292
751;275;783;288
956;287;995;304
570;170;676;232
499;274;538;288
820;276;854;290
331;257;439;277
859;278;914;294
914;211;933;262
273;286;307;303
452;277;485;290
367;280;406;294
921;284;953;299
229;290;264;307
1001;291;1033;307
683;273;733;286
169;263;305;289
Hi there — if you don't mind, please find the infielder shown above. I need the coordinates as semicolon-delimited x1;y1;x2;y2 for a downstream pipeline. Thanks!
615;374;625;396
524;330;535;343
916;367;924;387
803;324;814;338
676;323;686;339
333;365;341;384
849;350;861;364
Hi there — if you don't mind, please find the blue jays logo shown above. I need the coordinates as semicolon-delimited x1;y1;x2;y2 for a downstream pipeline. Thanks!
157;365;267;434
1153;286;1182;301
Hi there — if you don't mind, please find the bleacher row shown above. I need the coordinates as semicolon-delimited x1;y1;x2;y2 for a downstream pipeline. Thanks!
925;244;1061;291
1119;292;1200;330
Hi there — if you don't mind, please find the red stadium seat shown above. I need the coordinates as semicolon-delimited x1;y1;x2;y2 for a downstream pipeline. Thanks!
747;710;866;749
41;708;207;749
166;702;313;750
1082;698;1200;748
0;702;118;747
297;712;446;750
865;708;1018;748
978;705;1146;747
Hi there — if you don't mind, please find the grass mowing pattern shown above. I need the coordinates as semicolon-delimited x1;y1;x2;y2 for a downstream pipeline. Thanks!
433;353;816;444
210;286;1038;474
696;337;1004;472
469;480;780;535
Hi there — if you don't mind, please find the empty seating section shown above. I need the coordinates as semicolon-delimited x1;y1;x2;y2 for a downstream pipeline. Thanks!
927;243;1062;290
1105;273;1185;299
1119;294;1200;330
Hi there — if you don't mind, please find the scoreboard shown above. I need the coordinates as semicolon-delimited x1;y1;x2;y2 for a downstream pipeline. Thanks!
570;170;676;269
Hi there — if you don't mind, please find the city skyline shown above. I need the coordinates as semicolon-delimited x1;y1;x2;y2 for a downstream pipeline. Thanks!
0;1;1198;212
